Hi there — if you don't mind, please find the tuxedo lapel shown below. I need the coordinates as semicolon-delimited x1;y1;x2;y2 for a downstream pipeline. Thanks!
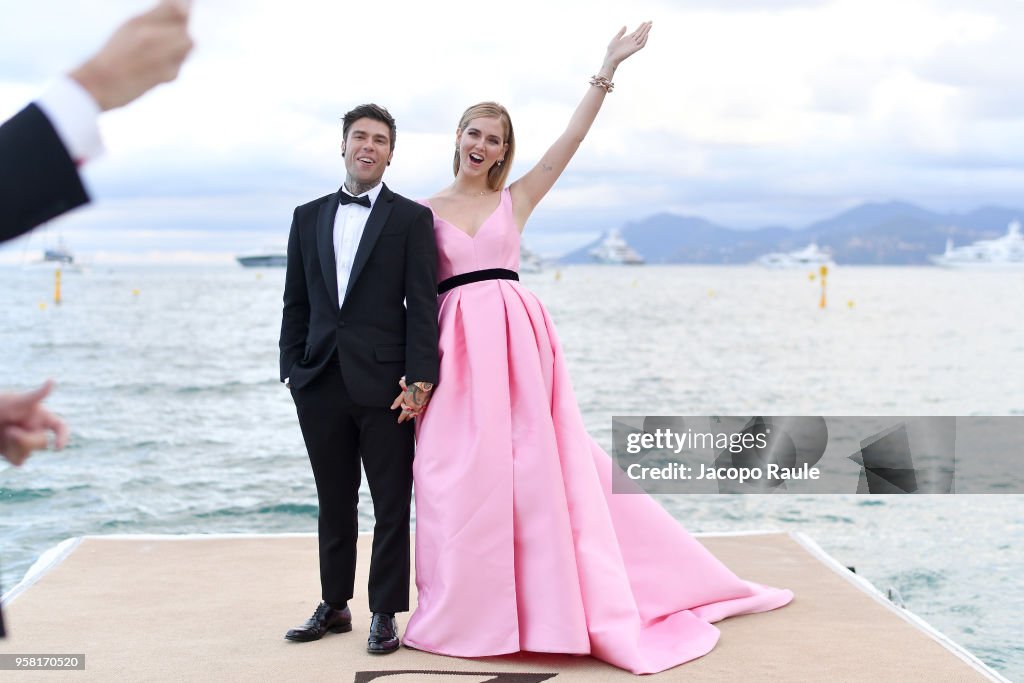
316;192;341;311
343;183;395;305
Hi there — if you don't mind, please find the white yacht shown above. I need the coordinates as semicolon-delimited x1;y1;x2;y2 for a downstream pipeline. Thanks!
757;242;835;269
588;229;644;265
519;244;544;273
929;220;1024;268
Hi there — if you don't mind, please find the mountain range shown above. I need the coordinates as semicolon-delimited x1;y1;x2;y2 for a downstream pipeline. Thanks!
560;201;1023;265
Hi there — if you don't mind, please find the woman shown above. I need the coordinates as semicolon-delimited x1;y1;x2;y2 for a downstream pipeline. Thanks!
402;23;793;674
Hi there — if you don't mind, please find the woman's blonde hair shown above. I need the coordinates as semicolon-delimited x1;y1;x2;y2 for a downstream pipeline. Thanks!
453;101;515;191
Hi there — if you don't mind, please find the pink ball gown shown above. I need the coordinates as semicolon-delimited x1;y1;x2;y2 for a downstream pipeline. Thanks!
404;188;793;674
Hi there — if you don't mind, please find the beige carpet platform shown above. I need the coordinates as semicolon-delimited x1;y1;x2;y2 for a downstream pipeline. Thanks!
0;531;1003;682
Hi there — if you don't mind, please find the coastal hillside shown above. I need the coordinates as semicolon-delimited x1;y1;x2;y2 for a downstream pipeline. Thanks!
560;202;1024;264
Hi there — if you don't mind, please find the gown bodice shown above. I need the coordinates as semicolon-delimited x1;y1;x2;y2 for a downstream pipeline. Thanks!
423;188;520;282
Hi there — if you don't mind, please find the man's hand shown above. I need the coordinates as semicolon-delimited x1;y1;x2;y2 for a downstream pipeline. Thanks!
389;377;434;424
0;380;70;466
70;0;194;112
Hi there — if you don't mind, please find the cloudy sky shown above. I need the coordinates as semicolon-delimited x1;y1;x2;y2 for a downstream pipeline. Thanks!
2;0;1024;260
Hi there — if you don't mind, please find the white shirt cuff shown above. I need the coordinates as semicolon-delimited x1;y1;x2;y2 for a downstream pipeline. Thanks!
35;76;104;164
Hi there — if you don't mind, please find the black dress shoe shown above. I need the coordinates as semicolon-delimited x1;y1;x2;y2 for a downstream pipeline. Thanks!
284;602;352;642
366;612;399;654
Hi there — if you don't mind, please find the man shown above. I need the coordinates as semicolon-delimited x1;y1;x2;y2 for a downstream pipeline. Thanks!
279;104;439;654
0;0;191;464
0;0;193;242
0;0;192;639
0;0;192;456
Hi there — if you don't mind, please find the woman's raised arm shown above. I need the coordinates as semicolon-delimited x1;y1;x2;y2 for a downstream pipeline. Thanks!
509;21;652;230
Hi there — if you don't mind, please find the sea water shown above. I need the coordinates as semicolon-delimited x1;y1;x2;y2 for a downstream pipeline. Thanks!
1;264;1021;678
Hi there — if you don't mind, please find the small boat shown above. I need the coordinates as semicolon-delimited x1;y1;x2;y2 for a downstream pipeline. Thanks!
24;235;85;272
44;243;75;265
757;242;835;269
588;229;644;265
236;253;287;268
930;220;1024;268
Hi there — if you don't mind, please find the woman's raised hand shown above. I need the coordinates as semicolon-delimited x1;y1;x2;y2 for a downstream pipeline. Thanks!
605;21;653;68
507;21;653;226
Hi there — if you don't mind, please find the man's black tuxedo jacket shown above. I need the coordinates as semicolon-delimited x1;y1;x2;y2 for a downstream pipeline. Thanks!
279;184;439;406
0;103;89;638
0;104;89;243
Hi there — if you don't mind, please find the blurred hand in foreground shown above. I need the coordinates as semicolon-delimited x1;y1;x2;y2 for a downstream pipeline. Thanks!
0;380;70;466
70;0;194;111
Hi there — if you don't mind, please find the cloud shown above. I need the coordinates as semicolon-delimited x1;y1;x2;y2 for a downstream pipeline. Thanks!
680;0;832;8
4;0;1024;253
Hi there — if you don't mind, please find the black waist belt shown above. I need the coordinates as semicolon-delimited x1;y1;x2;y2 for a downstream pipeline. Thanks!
437;268;519;295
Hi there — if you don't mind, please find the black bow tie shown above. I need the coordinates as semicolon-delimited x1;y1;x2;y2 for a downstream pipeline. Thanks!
339;192;371;208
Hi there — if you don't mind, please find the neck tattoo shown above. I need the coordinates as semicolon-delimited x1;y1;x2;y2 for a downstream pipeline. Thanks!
345;180;376;196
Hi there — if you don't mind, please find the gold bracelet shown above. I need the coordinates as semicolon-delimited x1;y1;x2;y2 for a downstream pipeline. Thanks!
589;75;615;93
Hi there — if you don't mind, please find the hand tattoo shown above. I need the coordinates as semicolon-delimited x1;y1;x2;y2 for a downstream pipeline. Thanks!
405;382;434;410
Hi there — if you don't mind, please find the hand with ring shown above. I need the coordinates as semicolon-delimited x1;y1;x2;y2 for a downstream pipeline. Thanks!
391;377;432;423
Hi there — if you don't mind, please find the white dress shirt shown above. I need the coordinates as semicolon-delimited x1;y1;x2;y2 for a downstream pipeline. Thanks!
35;76;104;164
335;182;383;305
284;182;383;387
